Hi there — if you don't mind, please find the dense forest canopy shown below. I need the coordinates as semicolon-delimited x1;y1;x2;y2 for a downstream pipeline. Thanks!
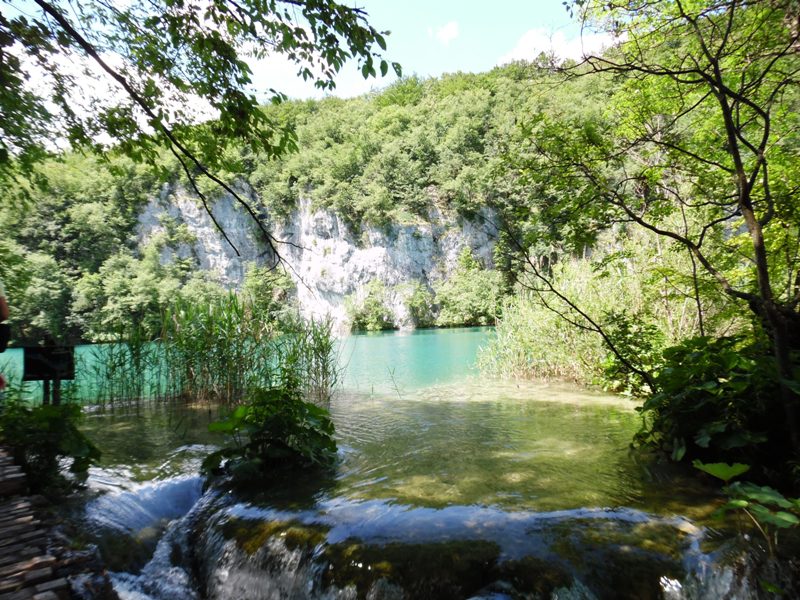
0;64;546;344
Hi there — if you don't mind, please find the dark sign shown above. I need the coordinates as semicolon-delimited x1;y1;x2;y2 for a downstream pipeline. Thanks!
0;323;9;352
23;346;75;381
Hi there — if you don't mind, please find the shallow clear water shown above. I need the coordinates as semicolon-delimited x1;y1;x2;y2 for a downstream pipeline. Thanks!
64;328;728;599
338;327;491;393
332;381;700;514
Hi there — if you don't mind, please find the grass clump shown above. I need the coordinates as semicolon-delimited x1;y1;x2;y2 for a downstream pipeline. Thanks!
87;292;339;407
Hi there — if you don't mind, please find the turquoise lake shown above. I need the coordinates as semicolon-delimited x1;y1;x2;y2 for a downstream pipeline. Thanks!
0;326;494;401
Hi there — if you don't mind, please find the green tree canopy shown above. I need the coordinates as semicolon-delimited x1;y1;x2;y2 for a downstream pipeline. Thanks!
514;0;800;448
1;0;400;253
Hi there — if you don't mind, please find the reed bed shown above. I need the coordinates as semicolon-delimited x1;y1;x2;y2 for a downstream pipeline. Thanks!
84;293;339;408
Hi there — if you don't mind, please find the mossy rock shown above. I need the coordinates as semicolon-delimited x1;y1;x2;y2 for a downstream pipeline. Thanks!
222;518;329;556
323;538;501;599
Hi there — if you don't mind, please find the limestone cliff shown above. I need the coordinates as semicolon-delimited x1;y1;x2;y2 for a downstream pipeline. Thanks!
137;186;498;331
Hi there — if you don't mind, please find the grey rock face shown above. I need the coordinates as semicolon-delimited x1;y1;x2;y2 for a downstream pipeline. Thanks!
137;188;498;331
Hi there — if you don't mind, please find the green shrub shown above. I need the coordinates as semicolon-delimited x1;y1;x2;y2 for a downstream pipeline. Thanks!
404;281;435;328
477;256;619;382
479;219;743;386
600;311;665;396
346;280;395;332
435;248;503;327
634;335;776;463
478;292;606;382
0;392;100;495
202;387;337;486
717;481;800;556
693;461;800;557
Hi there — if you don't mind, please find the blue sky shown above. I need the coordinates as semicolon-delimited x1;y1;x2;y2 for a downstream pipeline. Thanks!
361;0;578;76
253;0;613;99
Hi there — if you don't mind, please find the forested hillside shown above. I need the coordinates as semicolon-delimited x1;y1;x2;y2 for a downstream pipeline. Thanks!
2;3;800;591
0;61;552;344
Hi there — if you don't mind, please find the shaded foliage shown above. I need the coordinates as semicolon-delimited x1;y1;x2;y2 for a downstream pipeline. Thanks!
0;391;100;495
202;387;336;486
634;336;782;467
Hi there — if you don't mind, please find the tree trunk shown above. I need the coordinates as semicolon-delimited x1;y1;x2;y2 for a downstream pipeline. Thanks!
765;303;800;451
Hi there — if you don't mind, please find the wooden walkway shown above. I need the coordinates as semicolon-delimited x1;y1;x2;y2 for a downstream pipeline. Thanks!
0;448;70;600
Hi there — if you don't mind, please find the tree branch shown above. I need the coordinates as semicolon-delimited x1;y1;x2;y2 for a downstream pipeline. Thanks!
33;0;283;261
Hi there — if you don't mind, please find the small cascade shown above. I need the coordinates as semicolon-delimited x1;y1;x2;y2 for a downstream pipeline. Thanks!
109;490;222;600
89;480;799;600
79;451;209;595
86;475;204;533
187;500;712;600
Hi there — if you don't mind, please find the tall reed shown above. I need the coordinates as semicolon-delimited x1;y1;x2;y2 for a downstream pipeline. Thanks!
479;228;741;387
86;293;339;407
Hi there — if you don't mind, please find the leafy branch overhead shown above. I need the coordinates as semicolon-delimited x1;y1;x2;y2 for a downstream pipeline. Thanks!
1;0;400;256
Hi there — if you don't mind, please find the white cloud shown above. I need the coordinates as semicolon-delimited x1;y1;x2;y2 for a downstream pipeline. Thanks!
498;29;616;64
431;21;460;47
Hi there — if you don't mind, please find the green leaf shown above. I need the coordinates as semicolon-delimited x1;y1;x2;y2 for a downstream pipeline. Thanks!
208;419;236;433
716;431;767;450
747;504;799;529
732;483;794;509
694;429;711;448
771;511;800;528
692;460;750;482
781;378;800;395
671;437;686;461
759;580;784;595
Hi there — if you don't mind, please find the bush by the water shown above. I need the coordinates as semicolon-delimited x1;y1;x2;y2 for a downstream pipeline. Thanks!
0;392;100;494
201;387;337;485
479;228;738;391
346;280;395;332
435;248;503;327
345;254;502;332
634;335;781;467
478;249;653;386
